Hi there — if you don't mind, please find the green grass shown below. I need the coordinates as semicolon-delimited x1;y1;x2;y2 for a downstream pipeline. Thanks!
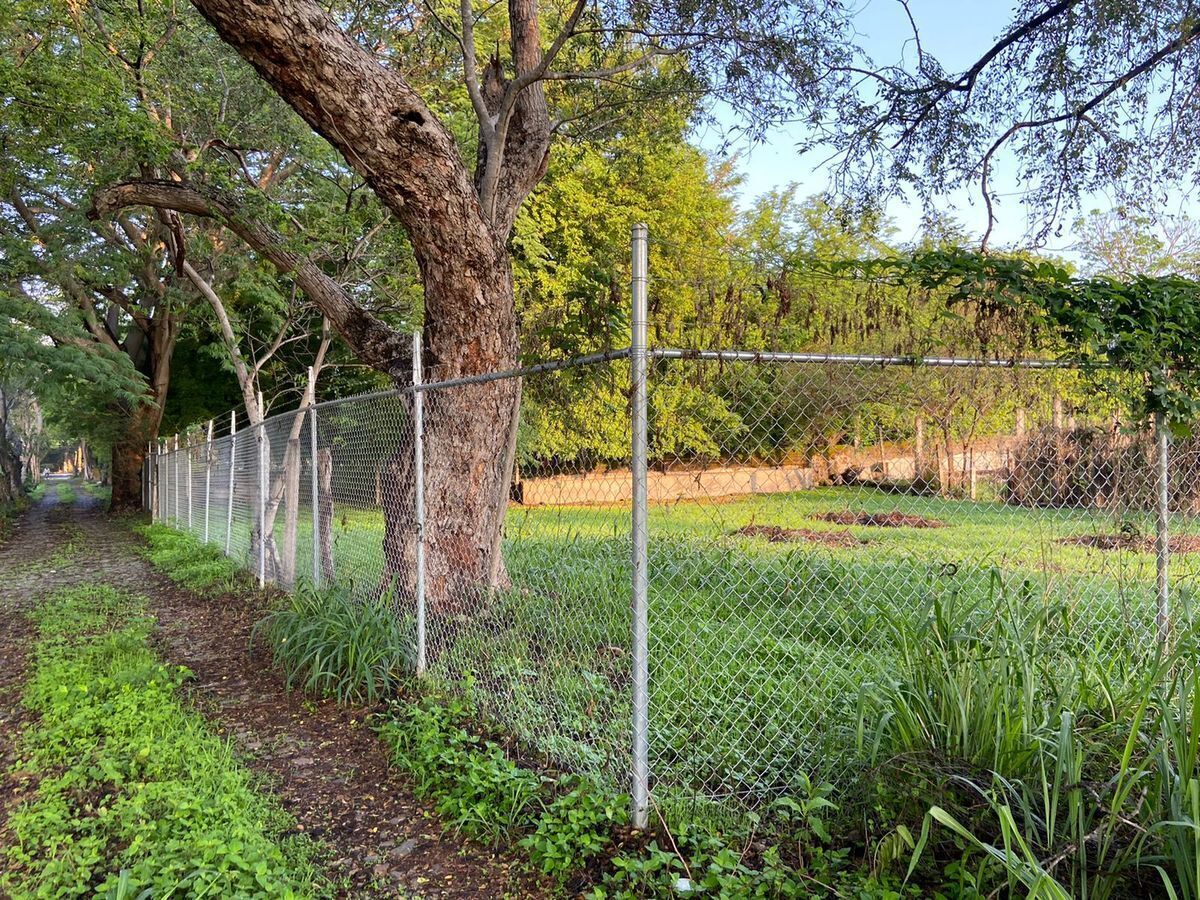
54;481;76;504
158;484;1199;822
2;584;326;898
81;480;112;504
136;523;245;595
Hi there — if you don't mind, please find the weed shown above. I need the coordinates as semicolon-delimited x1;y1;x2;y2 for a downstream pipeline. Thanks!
2;584;328;898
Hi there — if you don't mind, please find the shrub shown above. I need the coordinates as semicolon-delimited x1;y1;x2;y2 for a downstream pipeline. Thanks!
252;585;413;703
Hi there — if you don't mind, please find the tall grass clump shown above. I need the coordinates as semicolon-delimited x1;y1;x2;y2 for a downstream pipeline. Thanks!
253;584;414;703
857;573;1200;899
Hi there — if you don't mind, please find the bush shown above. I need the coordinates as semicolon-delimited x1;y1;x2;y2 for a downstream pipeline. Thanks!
857;577;1200;898
3;584;324;898
252;585;414;703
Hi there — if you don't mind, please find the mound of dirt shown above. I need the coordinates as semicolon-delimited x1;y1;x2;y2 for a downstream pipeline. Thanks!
732;524;861;548
1058;533;1200;554
815;510;947;529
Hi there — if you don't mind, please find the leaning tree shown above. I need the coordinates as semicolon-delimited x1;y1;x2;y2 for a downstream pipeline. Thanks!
89;0;858;610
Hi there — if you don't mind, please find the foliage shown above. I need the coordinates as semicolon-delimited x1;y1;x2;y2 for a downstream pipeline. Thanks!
857;576;1200;899
821;2;1200;245
845;250;1200;431
135;523;243;595
252;585;414;704
380;687;907;896
2;584;324;898
379;696;627;878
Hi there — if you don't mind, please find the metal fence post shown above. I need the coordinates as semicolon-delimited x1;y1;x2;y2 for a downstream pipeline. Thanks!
310;371;321;588
1156;410;1171;645
173;434;180;524
630;222;650;829
147;442;155;519
257;392;267;587
159;441;166;522
186;432;194;531
413;331;427;676
225;410;237;557
204;420;214;542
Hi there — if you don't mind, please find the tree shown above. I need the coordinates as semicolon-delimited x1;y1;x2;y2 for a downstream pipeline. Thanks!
0;0;337;508
0;287;147;502
825;1;1200;247
1075;209;1200;278
89;0;856;610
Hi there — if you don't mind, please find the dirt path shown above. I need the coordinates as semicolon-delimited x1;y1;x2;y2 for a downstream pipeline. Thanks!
0;489;545;899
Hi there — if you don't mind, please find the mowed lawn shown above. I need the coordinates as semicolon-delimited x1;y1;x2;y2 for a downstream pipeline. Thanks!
172;484;1200;814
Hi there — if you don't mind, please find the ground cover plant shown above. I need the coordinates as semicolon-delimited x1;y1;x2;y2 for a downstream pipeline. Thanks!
377;693;914;898
138;492;1200;897
80;480;112;505
2;583;326;898
135;522;245;595
54;480;76;504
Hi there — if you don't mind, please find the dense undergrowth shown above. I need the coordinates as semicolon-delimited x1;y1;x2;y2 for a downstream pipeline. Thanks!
2;584;327;898
138;517;1200;897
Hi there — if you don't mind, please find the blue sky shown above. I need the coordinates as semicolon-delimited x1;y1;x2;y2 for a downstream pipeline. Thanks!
693;0;1154;256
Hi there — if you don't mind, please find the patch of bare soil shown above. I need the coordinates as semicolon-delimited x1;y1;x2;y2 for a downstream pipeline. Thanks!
732;523;861;548
0;493;548;898
1058;533;1200;554
815;510;948;529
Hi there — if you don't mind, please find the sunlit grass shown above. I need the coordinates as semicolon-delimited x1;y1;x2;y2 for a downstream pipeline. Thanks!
154;485;1198;815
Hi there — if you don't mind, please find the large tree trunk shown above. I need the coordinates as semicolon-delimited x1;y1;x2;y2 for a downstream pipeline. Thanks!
0;397;17;505
99;0;547;612
111;401;164;512
379;266;519;614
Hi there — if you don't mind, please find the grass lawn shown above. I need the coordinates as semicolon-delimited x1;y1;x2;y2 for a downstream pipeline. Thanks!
162;483;1198;820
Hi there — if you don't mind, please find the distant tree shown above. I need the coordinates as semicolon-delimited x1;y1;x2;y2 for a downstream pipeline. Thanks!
1075;209;1200;278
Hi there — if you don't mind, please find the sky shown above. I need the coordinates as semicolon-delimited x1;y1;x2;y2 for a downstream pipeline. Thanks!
694;0;1179;258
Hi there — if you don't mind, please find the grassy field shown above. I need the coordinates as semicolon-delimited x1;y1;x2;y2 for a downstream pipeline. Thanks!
163;484;1199;818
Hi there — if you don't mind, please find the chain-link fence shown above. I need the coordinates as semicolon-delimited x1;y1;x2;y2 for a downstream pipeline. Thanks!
146;228;1195;830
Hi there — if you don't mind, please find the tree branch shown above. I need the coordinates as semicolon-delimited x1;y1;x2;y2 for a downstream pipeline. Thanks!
90;179;412;378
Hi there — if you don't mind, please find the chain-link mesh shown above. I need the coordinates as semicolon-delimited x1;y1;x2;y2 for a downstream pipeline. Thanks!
144;344;1194;825
638;356;1197;819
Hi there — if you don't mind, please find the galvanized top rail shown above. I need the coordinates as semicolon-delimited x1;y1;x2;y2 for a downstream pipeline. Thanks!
650;348;1077;369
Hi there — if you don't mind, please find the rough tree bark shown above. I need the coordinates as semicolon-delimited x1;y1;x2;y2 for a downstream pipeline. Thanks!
90;0;556;612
